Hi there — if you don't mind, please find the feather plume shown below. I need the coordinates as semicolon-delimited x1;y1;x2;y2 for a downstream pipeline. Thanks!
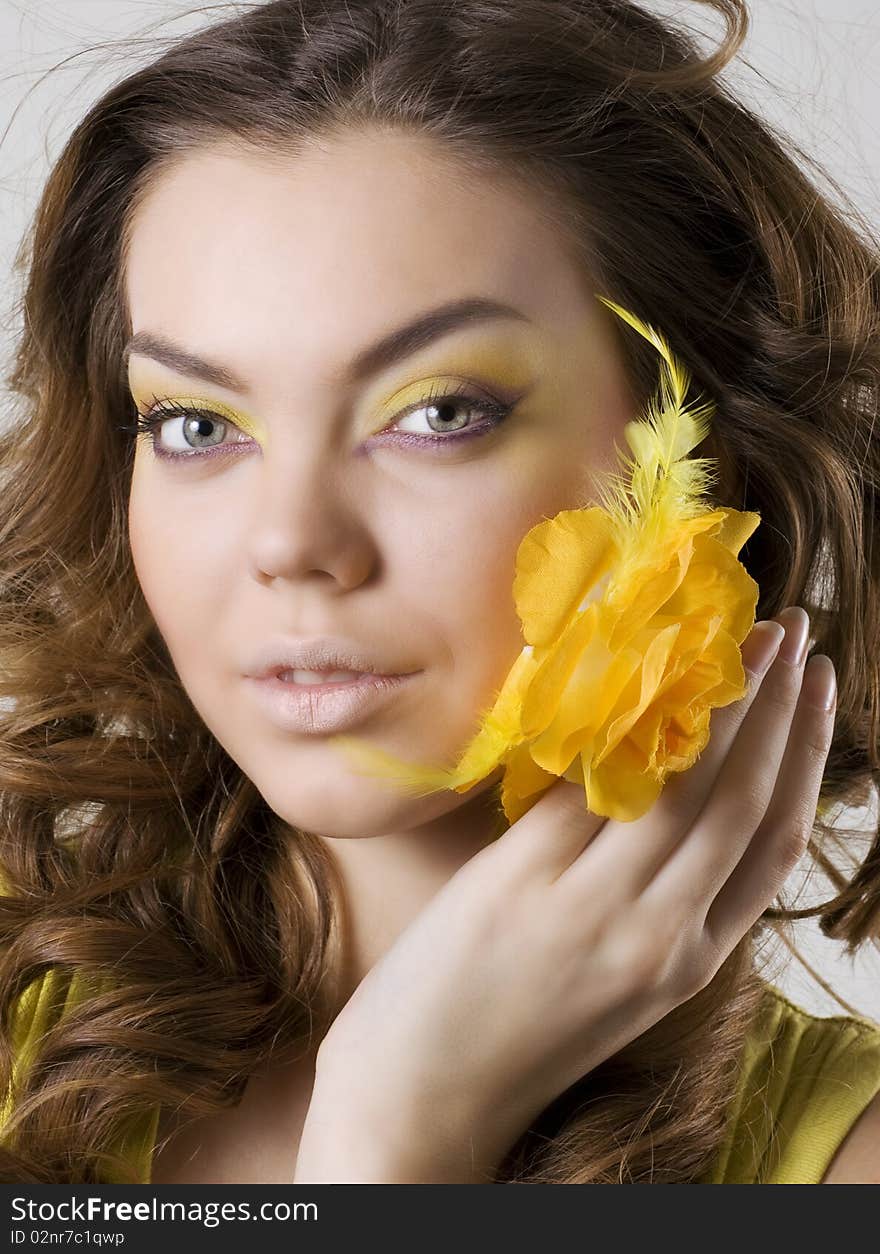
589;297;719;555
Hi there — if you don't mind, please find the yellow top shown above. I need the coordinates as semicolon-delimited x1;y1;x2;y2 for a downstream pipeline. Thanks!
3;965;880;1183
701;981;880;1183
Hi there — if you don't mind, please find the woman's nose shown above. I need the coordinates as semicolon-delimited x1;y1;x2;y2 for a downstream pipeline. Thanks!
244;450;377;588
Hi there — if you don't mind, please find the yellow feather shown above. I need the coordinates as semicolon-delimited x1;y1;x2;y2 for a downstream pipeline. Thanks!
326;733;460;795
591;297;719;571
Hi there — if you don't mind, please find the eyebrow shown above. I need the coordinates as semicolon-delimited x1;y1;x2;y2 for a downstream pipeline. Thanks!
123;296;532;394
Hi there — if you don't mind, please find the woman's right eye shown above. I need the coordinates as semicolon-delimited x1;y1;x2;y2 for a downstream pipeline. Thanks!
122;402;253;461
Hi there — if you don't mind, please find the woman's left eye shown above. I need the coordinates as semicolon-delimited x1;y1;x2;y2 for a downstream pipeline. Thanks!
381;384;516;451
119;386;517;462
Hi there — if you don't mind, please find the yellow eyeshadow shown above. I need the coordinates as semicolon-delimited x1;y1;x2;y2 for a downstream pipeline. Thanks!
128;380;268;446
360;331;547;429
370;374;496;427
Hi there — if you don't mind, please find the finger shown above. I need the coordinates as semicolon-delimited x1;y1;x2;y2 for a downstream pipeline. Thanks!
553;612;793;904
488;773;608;883
703;652;836;951
640;607;810;913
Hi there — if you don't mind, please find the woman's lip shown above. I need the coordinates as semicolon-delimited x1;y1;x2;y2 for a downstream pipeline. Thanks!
245;671;421;734
264;669;391;683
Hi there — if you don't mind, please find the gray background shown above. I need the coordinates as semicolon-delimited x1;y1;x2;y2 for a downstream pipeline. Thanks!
1;1;878;1019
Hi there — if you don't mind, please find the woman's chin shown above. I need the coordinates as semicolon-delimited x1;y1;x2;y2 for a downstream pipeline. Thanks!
255;766;484;841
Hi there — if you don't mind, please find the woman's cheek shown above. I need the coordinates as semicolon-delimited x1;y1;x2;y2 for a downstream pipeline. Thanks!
128;471;208;626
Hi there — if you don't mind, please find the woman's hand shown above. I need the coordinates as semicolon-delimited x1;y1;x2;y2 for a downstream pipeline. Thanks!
295;605;835;1183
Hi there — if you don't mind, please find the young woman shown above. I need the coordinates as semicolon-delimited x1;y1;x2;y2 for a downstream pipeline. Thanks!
1;0;879;1184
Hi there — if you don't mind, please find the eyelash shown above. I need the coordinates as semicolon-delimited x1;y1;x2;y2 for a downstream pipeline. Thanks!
119;382;517;462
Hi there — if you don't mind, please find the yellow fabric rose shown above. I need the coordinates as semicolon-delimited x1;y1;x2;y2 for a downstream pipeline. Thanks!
329;297;761;823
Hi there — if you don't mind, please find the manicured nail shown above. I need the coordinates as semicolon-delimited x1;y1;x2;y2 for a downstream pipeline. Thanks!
747;621;786;674
777;606;810;667
804;654;837;710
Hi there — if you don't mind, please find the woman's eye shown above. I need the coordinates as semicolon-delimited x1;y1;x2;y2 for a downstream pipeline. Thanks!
157;409;239;454
383;389;514;448
123;385;517;462
124;402;252;461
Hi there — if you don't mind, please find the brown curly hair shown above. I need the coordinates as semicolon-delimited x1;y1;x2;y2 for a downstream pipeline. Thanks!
1;0;878;1183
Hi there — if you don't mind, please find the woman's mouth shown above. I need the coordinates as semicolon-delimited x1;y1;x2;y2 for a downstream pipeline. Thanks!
246;670;420;734
274;668;373;687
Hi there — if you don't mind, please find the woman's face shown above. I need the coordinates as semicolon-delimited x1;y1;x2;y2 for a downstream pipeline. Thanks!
124;128;639;840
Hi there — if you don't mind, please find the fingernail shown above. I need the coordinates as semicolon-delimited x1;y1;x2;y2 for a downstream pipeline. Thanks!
777;606;810;667
747;621;786;674
804;654;837;710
